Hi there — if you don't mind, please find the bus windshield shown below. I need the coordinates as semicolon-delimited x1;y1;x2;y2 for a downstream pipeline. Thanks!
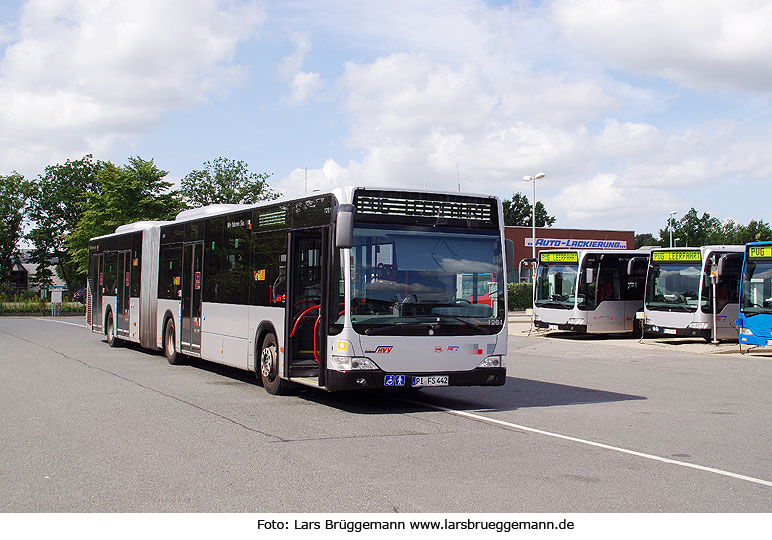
535;262;578;309
741;259;772;315
645;262;704;312
344;225;505;336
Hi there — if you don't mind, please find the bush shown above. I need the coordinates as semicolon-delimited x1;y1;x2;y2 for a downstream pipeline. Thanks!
508;282;533;311
0;299;85;315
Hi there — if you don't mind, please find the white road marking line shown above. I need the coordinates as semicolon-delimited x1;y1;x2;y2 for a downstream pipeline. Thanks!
35;318;89;329
406;400;772;488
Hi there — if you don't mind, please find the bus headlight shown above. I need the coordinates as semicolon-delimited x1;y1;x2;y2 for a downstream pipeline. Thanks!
329;356;380;371
739;327;754;336
477;356;502;368
687;322;710;330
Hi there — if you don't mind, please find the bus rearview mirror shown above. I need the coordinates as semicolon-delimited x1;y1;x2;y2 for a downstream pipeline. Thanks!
505;239;514;273
334;204;355;249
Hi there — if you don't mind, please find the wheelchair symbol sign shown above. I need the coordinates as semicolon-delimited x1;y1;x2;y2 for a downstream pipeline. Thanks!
384;375;405;387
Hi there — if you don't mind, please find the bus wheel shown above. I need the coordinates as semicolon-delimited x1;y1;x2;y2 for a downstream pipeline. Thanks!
165;319;181;365
106;311;117;347
260;333;287;395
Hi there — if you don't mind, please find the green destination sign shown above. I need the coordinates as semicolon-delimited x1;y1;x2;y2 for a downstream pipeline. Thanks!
539;251;579;264
652;250;701;263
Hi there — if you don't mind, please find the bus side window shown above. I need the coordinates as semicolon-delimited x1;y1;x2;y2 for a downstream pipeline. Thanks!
252;232;287;307
204;218;224;304
597;267;620;302
223;213;251;305
159;244;182;300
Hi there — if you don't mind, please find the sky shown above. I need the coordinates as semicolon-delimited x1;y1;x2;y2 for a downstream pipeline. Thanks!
2;0;772;236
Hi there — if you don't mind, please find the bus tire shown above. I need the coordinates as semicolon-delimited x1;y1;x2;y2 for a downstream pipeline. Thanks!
164;319;181;365
106;310;118;347
260;333;287;395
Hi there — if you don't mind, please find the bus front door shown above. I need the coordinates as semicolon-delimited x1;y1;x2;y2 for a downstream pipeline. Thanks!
287;229;328;380
181;242;203;355
91;253;104;331
116;250;131;338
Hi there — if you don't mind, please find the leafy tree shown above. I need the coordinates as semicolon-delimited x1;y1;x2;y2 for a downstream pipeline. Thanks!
68;157;185;275
27;155;101;291
502;192;556;227
0;172;31;286
658;209;772;247
180;157;279;207
634;233;660;249
659;208;720;247
735;219;772;244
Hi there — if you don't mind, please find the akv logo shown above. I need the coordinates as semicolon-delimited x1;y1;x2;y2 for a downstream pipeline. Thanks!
365;345;393;354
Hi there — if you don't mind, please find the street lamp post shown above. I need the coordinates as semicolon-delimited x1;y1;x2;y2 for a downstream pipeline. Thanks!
523;172;546;312
669;211;677;248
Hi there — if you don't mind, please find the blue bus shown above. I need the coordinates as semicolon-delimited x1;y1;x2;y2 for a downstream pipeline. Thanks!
736;242;772;347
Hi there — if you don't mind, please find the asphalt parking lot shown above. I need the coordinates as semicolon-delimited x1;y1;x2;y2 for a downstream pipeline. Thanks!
1;316;771;512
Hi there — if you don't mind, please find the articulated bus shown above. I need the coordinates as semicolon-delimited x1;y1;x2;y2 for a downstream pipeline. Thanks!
736;242;772;347
533;249;649;334
643;246;743;340
87;187;513;394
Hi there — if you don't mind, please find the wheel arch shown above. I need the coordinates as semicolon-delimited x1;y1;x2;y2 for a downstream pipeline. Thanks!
103;305;113;336
254;321;279;373
162;309;176;332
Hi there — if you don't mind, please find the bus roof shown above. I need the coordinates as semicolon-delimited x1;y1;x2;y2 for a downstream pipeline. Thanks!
91;185;502;240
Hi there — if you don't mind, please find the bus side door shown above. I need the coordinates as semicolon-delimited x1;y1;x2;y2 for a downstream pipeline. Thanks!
286;228;328;379
180;242;204;355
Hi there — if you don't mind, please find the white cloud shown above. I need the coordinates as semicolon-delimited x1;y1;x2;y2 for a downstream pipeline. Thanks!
553;0;772;92
278;30;323;106
0;0;265;177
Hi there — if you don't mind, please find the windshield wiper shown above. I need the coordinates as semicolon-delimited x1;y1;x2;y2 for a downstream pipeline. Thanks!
435;315;488;334
535;301;571;309
363;319;437;335
646;303;694;312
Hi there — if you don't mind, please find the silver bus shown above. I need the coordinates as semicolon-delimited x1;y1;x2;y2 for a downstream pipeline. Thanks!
643;246;743;340
533;249;649;334
87;186;512;394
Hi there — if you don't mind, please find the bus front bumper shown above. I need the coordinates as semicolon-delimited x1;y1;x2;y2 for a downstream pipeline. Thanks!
644;324;709;338
325;367;507;392
534;320;587;333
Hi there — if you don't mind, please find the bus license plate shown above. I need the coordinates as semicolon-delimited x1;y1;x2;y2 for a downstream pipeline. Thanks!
663;328;676;335
412;376;449;387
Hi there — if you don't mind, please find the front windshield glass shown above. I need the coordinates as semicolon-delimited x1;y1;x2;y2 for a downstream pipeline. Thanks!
741;259;772;315
343;226;505;336
535;263;578;309
645;263;704;312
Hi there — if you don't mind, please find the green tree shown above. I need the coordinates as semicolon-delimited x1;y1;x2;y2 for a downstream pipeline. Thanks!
180;157;279;207
501;192;556;227
634;233;660;249
659;208;721;247
658;209;772;247
735;219;772;243
27;155;101;291
0;172;31;287
68;157;185;275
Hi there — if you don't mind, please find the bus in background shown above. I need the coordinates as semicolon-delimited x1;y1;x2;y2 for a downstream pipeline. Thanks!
736;242;772;347
533;249;649;334
643;246;743;340
87;187;513;394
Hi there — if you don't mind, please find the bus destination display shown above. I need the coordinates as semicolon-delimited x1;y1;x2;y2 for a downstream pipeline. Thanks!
539;252;579;264
748;246;772;259
652;250;701;263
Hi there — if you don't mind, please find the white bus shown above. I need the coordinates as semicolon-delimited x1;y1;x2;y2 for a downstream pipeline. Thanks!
643;246;743;340
533;249;649;334
87;187;512;394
